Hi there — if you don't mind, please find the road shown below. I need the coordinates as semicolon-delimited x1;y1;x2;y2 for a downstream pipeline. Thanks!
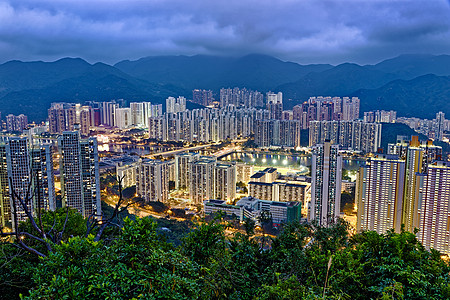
141;143;214;158
142;137;247;159
103;195;190;222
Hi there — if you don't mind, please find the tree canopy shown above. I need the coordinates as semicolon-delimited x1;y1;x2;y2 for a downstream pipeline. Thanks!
1;210;450;299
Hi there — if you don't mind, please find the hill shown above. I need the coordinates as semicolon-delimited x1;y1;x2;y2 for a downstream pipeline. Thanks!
354;74;450;119
368;54;450;79
279;63;400;106
0;58;187;121
380;123;428;151
2;54;450;121
115;54;333;91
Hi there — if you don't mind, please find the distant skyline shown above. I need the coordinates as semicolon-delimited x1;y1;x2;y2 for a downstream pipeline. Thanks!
1;0;450;65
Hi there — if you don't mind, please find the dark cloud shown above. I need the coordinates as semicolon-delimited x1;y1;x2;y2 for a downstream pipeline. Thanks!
0;0;449;64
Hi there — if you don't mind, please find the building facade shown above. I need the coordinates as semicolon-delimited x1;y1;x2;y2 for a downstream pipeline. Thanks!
58;131;101;218
309;142;342;226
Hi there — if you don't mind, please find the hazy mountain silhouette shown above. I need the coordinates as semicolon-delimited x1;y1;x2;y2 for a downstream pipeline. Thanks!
1;54;450;121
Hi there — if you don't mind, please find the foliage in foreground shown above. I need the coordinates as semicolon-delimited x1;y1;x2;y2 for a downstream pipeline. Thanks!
1;211;450;299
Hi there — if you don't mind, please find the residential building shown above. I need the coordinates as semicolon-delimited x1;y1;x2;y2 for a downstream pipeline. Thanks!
309;141;342;226
6;114;28;132
136;160;169;203
0;143;8;227
248;181;307;204
236;162;254;183
416;161;450;254
116;162;137;188
166;96;186;114
356;154;406;234
175;153;200;190
214;162;236;203
2;138;55;227
309;120;382;153
58;131;101;218
115;108;132;129
255;120;301;148
193;89;213;106
204;197;302;225
189;157;216;204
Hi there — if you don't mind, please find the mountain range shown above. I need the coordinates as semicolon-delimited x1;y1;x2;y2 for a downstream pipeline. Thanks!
1;53;450;121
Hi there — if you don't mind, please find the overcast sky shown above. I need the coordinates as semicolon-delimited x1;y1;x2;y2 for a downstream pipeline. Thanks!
1;0;450;65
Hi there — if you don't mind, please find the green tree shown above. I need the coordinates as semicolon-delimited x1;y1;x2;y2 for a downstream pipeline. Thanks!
25;217;202;299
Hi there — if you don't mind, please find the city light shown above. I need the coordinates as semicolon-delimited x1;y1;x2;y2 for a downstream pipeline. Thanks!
262;158;267;163
283;159;288;165
252;158;256;162
273;159;277;164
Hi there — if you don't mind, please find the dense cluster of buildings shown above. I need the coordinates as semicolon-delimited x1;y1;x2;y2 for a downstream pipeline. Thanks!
309;120;382;153
254;119;301;148
3;89;450;255
356;136;450;254
149;106;269;143
118;153;238;205
363;110;397;123
48;100;163;133
292;96;360;129
150;92;289;144
5;114;28;133
192;89;214;106
0;130;100;228
396;112;449;141
219;88;265;108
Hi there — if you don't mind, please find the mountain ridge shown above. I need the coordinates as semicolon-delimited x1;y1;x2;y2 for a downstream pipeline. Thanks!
1;53;450;121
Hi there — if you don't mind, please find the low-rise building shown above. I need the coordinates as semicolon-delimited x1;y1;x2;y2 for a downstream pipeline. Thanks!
203;197;302;225
248;181;307;204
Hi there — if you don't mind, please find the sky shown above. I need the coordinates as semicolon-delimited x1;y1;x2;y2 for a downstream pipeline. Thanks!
1;0;450;65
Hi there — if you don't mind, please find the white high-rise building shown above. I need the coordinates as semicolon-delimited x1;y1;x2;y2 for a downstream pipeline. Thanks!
342;97;360;121
236;163;254;183
116;162;137;188
115;108;132;129
435;112;445;141
166;96;186;114
416;161;450;254
101;101;119;127
58;131;101;218
356;154;406;234
6;138;32;224
175;153;199;190
309;141;342;226
136;160;169;203
30;144;56;212
402;137;424;232
309;120;381;153
214;162;236;203
0;143;9;227
3;138;56;226
148;117;164;140
130;102;146;127
189;157;216;204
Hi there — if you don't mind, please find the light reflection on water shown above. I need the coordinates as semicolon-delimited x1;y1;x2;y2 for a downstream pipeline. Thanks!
220;152;365;170
101;144;169;156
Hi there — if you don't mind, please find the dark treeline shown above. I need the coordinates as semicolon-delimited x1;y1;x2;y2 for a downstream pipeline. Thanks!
1;209;450;299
